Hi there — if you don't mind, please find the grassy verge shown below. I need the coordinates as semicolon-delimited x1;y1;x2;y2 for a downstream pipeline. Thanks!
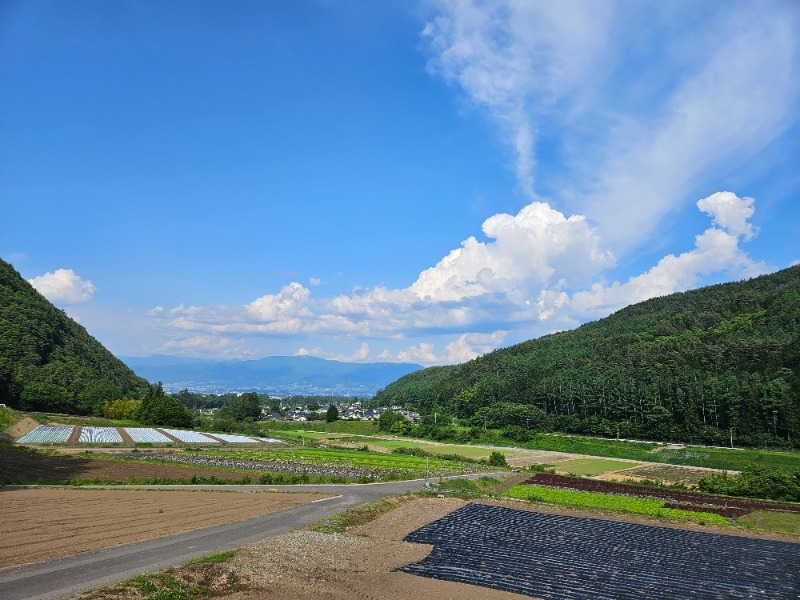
74;551;242;599
424;476;507;497
649;447;800;472
503;485;730;526
735;510;800;536
312;494;418;535
554;458;638;476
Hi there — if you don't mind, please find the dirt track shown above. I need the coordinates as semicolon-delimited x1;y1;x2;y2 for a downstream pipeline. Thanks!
0;488;325;568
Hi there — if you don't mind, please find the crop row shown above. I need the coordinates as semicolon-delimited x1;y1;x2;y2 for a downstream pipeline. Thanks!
398;503;800;599
205;432;259;443
523;473;800;515
160;429;220;443
123;428;174;443
211;447;469;471
122;451;472;480
16;426;271;445
17;425;74;443
504;485;729;525
78;427;123;443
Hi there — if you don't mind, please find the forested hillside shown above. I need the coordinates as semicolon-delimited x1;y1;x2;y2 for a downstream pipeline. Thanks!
375;266;800;448
0;259;148;414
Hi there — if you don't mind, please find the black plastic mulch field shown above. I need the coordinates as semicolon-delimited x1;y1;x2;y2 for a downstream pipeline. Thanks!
396;504;799;599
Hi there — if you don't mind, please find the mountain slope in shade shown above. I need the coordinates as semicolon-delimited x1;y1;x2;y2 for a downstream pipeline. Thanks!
120;354;423;396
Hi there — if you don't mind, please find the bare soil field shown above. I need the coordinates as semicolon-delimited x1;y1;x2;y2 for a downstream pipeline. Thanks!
223;497;526;600
6;417;38;439
0;447;268;484
505;449;580;467
597;463;719;486
0;488;325;568
216;496;800;600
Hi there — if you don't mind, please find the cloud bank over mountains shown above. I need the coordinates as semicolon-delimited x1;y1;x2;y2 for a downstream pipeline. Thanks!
141;191;765;365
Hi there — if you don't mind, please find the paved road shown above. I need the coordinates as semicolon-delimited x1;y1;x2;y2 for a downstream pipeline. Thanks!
0;475;493;600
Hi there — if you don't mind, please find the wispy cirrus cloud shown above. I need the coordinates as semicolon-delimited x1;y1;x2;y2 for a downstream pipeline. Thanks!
423;0;799;252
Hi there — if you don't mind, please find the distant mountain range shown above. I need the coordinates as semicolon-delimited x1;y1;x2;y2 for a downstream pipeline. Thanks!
119;354;423;397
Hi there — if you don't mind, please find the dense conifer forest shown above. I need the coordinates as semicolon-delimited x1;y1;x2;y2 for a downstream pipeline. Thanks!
375;266;800;448
0;259;148;414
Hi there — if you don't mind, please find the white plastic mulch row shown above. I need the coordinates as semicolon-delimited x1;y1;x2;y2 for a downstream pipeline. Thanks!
17;425;74;443
206;432;258;443
78;427;123;443
123;427;174;443
255;437;287;444
161;428;219;443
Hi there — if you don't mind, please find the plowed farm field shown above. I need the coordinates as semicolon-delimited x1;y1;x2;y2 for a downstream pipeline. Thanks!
0;488;325;568
0;447;265;485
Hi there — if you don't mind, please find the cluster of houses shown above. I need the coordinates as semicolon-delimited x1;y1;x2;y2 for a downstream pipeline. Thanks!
263;401;421;423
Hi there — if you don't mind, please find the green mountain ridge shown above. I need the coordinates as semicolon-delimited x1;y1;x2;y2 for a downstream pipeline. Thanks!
0;259;148;413
375;266;800;449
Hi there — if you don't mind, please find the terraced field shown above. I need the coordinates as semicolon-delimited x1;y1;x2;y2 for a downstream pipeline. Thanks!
398;504;800;599
15;425;270;445
16;425;74;443
160;428;220;443
78;427;123;443
124;427;173;443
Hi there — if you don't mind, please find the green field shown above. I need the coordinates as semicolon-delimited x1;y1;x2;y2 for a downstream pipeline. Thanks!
503;485;729;526
260;420;379;436
515;434;800;473
199;446;483;478
338;437;497;460
264;427;502;460
555;458;638;476
647;447;800;472
735;510;800;536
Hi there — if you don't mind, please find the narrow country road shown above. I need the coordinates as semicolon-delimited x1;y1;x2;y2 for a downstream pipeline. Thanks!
0;475;492;600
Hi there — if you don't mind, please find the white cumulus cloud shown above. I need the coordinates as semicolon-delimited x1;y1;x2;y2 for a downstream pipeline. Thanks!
409;201;613;303
28;269;96;304
246;282;312;321
565;193;769;320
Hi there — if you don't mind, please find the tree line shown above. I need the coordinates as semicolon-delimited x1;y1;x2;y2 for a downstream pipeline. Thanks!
375;266;800;449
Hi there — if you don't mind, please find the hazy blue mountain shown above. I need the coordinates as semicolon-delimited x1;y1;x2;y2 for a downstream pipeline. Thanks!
119;354;423;397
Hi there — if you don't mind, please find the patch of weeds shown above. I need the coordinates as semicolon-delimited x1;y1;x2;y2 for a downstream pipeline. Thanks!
313;494;417;535
187;551;235;566
735;510;800;537
75;555;242;600
429;476;496;496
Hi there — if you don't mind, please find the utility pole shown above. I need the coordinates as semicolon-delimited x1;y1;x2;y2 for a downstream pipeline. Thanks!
729;428;734;449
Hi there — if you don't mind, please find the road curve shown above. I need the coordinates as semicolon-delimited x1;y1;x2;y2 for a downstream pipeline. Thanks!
0;475;493;600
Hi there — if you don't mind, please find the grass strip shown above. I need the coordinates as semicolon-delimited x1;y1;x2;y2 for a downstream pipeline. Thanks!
735;510;800;537
555;458;638;476
74;551;241;600
503;485;729;526
312;493;418;535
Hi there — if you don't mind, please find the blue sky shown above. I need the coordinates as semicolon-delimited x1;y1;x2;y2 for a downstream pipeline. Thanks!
2;0;799;365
